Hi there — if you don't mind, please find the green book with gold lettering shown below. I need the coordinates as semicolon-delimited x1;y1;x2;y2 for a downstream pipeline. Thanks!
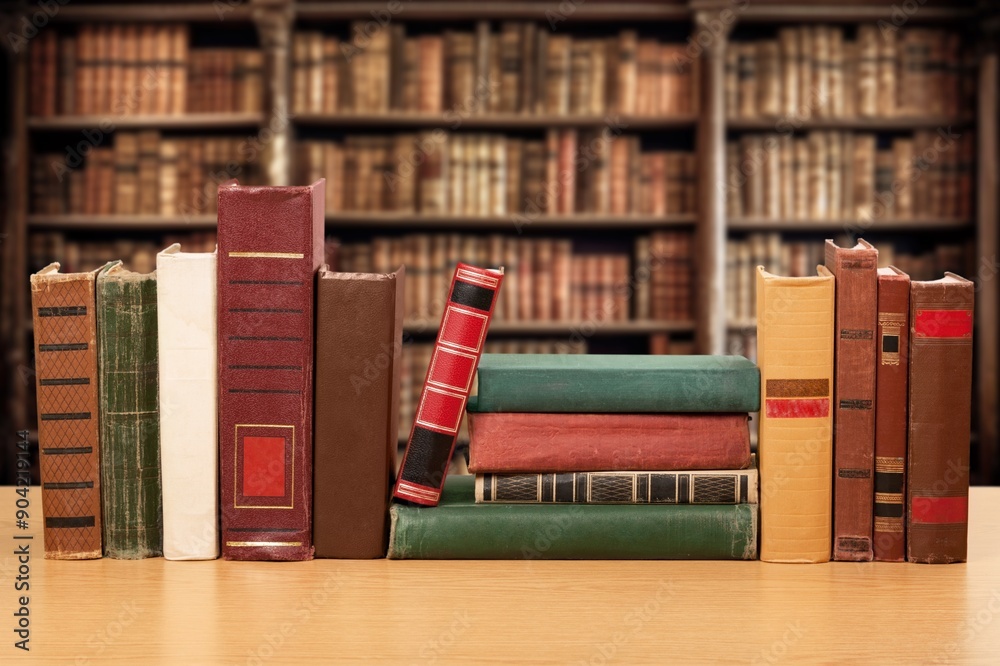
97;261;162;559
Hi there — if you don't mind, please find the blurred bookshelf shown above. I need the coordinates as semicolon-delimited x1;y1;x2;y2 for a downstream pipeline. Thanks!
1;0;998;483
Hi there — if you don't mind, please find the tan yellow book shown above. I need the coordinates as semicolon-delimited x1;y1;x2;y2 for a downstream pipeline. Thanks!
756;265;834;563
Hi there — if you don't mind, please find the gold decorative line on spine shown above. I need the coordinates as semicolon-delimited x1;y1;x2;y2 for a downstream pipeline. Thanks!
228;252;304;259
873;519;904;532
875;492;903;503
226;541;303;547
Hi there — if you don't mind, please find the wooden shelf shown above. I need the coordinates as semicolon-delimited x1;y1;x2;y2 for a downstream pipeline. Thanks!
27;113;265;131
726;116;974;131
29;215;218;230
327;212;697;229
712;1;978;23
727;218;973;232
296;1;690;21
403;320;695;336
295;113;697;130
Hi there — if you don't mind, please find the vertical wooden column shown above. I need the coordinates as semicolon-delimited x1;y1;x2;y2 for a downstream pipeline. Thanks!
694;9;733;355
252;0;293;186
976;24;999;483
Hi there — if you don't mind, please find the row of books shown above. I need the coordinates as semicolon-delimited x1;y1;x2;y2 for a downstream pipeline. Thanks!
757;240;973;564
726;131;974;221
334;231;694;324
28;25;263;117
398;339;588;444
298;133;697;216
726;25;973;120
390;355;761;559
292;24;698;117
725;234;972;325
32;133;265;216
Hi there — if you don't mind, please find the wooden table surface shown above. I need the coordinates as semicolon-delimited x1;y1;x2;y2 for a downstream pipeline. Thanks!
2;486;999;664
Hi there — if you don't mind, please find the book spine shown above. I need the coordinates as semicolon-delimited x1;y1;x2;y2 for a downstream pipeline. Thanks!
393;263;503;507
156;247;218;560
906;274;973;563
467;411;751;473
476;469;759;504
30;266;103;560
757;266;834;563
873;269;910;562
217;182;324;561
97;263;162;559
825;240;878;562
313;268;404;558
389;477;757;560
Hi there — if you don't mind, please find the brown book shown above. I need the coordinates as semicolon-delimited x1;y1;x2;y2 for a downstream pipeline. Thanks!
874;266;910;562
825;238;878;562
517;239;534;321
171;25;188;114
758;40;780;117
138;25;156;115
113;132;139;215
797;27;813;120
808;132;827;220
724;47;738;118
737;43;757;118
292;37;309;115
826;131;842;220
616;30;637;116
906;273;973;563
30;264;105;559
546;35;571;116
76;25;91;115
828;27;844;118
812;26;830;118
879;29;898;117
417;35;443;114
534;239;553;321
778;28;798;117
313;268;404;558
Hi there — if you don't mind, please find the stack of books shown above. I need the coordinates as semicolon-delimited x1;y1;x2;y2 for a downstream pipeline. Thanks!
387;354;762;559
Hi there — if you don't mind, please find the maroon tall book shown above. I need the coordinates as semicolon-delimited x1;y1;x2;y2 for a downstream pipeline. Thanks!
825;238;877;562
217;181;324;561
873;266;909;562
393;264;503;507
907;273;973;564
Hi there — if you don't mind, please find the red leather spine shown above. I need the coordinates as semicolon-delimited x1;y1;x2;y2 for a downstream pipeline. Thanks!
468;412;752;473
217;181;324;561
873;267;910;562
825;239;877;562
393;263;503;506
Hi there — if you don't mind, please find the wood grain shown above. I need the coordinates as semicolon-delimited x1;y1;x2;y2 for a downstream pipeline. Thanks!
2;486;999;663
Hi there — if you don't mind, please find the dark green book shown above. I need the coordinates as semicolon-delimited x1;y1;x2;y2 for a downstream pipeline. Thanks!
472;354;760;413
97;262;162;559
388;475;758;559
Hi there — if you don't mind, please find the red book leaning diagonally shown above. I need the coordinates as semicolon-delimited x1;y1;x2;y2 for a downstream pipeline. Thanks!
393;264;503;507
217;180;324;561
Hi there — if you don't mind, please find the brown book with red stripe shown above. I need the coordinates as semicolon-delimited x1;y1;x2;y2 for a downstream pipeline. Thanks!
874;267;910;562
906;273;973;564
30;263;105;560
825;239;877;562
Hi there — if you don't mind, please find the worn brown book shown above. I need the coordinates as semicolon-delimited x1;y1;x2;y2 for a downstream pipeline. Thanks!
825;238;878;561
737;43;756;118
874;266;910;562
906;273;973;564
314;268;404;558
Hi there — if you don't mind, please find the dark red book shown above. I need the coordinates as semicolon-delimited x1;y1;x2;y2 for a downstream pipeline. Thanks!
467;410;752;473
873;266;910;562
393;264;503;507
907;273;974;564
217;180;324;561
825;238;878;562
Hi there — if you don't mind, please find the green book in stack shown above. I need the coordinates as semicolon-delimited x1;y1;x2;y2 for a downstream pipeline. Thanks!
97;261;163;559
473;354;761;413
388;476;758;560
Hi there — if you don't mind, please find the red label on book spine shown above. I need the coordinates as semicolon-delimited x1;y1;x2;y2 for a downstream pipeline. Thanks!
913;309;972;338
393;263;503;507
910;496;968;524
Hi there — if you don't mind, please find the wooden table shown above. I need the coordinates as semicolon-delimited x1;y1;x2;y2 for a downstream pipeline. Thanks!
2;486;999;664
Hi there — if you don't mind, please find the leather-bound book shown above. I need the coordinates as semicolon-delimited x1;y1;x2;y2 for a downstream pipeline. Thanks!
314;268;405;559
825;239;878;562
393;264;503;507
97;261;162;559
217;180;324;561
756;265;835;563
30;263;104;559
873;266;910;562
157;244;218;561
907;273;974;564
476;466;758;505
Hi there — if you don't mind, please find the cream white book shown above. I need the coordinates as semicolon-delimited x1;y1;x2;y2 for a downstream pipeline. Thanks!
156;244;218;560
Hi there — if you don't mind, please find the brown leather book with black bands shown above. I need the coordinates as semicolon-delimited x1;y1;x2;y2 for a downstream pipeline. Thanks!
874;266;910;562
30;263;105;560
825;239;877;562
907;273;973;564
313;267;405;558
